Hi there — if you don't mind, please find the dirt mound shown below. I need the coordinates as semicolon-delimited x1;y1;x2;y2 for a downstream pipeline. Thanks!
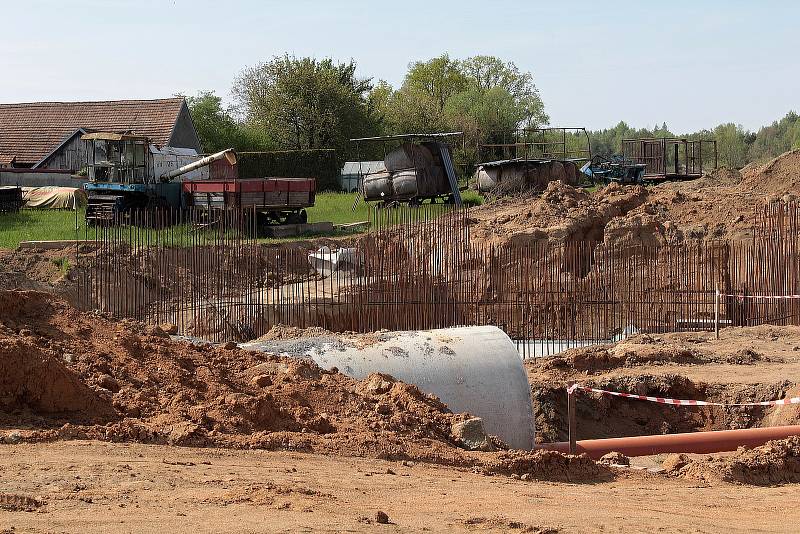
665;437;800;485
254;324;335;341
706;167;743;186
485;449;606;482
742;149;800;194
542;335;704;374
0;248;77;297
468;181;649;246
465;173;764;246
463;151;800;245
0;335;115;421
0;289;606;481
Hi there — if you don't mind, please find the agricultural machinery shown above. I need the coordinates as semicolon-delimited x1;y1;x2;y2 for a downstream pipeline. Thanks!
582;155;647;185
81;132;315;225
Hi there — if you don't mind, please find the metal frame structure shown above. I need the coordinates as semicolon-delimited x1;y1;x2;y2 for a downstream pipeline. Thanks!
474;127;592;194
621;137;717;181
477;127;592;164
350;132;464;206
77;203;800;359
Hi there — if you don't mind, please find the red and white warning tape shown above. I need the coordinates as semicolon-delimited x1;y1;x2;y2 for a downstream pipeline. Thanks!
721;293;800;300
567;384;800;407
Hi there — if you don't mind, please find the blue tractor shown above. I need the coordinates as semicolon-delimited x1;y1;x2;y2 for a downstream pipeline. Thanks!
582;154;647;185
81;132;235;224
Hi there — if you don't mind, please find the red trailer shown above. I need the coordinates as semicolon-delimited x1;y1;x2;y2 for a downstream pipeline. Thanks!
183;177;316;224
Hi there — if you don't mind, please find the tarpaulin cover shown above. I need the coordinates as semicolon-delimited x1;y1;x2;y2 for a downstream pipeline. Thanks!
22;187;87;209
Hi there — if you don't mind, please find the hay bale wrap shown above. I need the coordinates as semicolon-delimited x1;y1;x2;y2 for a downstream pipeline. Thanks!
384;143;434;172
362;171;392;200
391;169;420;197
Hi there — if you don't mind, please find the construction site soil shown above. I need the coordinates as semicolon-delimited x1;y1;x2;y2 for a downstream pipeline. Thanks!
1;291;800;531
468;148;800;246
3;151;800;531
527;325;800;444
5;149;800;301
0;290;600;483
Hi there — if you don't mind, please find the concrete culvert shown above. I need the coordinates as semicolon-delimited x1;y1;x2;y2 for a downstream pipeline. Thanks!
241;325;535;450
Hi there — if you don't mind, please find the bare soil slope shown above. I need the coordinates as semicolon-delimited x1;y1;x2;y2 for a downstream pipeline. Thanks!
527;326;800;443
466;149;800;246
0;289;599;482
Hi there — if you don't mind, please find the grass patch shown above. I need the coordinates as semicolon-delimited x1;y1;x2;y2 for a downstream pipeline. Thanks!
0;209;83;249
307;192;370;225
51;257;71;276
0;192;477;249
460;190;484;207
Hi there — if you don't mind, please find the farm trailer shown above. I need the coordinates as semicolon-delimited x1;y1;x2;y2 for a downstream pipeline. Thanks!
183;177;316;225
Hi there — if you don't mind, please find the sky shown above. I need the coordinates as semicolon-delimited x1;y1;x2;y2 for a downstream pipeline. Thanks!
0;0;797;133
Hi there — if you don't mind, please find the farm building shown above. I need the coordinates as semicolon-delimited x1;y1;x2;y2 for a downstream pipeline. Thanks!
0;98;201;172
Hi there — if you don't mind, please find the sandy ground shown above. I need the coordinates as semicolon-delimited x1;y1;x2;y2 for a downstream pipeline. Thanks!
0;441;797;534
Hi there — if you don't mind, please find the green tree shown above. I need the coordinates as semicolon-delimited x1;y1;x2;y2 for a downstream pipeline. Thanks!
184;91;271;153
748;111;800;162
367;80;394;135
458;55;547;128
386;54;468;133
588;121;657;157
713;123;749;168
232;56;379;155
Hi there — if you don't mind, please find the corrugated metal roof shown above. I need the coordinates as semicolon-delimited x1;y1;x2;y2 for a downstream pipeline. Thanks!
341;161;386;175
0;98;186;166
350;132;462;142
479;158;552;168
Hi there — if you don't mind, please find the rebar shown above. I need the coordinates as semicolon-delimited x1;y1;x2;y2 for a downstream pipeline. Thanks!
76;205;800;356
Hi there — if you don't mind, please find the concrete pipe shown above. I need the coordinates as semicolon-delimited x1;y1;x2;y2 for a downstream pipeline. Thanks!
240;326;535;450
538;425;800;459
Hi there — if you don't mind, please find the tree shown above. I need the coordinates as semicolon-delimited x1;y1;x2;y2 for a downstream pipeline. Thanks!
458;55;547;128
386;54;548;136
385;54;468;134
748;111;800;162
713;123;749;168
232;56;379;155
184;91;271;153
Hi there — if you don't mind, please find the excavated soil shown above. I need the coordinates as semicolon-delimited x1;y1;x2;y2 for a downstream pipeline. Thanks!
0;247;78;294
663;436;800;485
468;181;650;246
0;289;603;483
528;326;800;444
465;149;800;246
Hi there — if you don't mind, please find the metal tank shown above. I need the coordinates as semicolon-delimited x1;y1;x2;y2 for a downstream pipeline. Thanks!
240;325;535;450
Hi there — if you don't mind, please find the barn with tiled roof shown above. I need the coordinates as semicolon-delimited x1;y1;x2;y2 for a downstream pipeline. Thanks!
0;98;201;170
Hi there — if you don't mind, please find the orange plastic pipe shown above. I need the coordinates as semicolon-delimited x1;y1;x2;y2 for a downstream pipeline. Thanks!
537;425;800;459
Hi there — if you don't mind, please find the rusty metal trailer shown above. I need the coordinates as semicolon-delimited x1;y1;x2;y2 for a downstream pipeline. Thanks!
622;137;717;181
183;177;316;224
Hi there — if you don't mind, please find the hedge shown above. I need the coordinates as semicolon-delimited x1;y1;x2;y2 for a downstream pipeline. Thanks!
237;149;341;191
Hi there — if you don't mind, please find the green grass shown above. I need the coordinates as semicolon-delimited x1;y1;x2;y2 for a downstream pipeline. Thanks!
307;192;370;225
460;190;484;207
0;209;83;249
51;256;71;276
0;192;485;249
